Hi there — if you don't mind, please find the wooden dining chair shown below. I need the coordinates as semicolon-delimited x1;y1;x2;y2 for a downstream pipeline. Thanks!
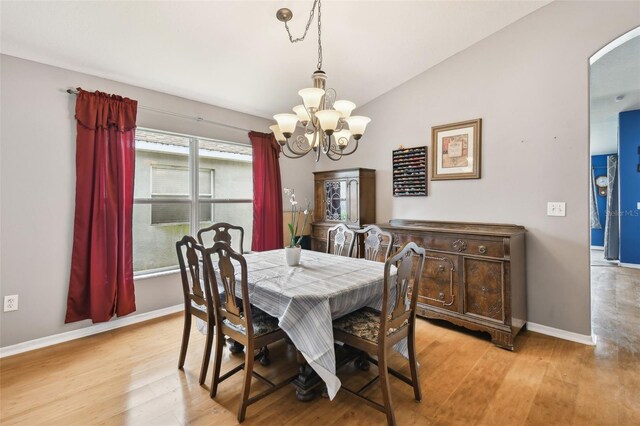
351;224;393;262
326;223;355;256
201;241;297;423
197;222;245;253
332;242;426;426
176;235;215;386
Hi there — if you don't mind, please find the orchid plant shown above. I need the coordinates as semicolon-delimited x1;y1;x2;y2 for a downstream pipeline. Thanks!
284;188;311;248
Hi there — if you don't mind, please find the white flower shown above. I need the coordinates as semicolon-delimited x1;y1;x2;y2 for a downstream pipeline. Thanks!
283;188;293;195
291;200;298;206
304;209;309;215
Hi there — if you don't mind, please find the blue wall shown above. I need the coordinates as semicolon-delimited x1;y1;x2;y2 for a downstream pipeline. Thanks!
619;109;640;265
591;154;611;247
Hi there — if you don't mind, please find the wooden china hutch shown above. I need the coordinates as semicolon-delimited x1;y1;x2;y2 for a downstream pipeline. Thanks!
310;168;376;253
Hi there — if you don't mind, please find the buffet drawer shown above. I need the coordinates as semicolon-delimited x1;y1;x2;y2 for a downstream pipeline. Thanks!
424;235;504;258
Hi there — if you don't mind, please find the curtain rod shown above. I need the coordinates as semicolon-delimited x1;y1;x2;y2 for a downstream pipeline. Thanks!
65;88;251;133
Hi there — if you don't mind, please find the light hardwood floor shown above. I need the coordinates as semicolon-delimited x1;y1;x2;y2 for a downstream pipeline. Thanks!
1;265;638;425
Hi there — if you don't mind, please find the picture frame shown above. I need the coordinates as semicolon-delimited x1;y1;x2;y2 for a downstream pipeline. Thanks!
431;118;482;180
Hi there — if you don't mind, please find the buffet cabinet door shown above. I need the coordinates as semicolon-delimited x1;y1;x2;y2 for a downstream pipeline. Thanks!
462;257;505;323
418;252;459;312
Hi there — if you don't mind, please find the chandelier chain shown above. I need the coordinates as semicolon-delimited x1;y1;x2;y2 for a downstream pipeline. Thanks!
317;0;322;70
282;0;323;70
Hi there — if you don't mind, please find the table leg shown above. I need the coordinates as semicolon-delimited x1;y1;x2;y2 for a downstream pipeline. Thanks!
291;345;363;402
227;338;245;354
354;350;370;371
292;351;321;401
258;346;271;366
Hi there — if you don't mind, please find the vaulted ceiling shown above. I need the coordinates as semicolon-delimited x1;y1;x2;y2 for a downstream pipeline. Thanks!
1;1;550;119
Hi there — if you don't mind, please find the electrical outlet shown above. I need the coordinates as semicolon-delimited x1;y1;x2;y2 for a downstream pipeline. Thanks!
4;295;19;312
547;202;566;217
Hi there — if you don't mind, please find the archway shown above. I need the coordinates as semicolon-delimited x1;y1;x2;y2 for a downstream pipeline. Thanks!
588;26;640;346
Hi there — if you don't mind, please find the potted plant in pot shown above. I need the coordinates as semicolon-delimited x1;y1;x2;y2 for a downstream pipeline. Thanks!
284;188;310;266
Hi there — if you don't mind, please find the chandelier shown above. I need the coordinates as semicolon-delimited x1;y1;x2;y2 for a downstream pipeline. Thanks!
270;0;371;161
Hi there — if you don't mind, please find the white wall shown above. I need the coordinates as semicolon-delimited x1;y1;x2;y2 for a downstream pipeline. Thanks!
316;1;640;336
0;55;314;347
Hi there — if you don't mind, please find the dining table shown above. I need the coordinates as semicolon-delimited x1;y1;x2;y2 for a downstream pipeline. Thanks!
201;248;405;401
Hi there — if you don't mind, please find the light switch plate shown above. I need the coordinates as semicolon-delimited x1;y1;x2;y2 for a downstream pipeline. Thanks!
547;202;566;217
637;202;640;210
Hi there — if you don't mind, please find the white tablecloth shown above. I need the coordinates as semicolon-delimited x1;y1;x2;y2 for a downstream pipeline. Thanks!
203;248;402;400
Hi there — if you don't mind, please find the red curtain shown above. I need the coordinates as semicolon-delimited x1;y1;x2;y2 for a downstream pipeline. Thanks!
65;89;138;323
249;131;284;251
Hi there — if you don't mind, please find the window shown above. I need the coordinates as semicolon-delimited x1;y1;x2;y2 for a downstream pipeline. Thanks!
150;166;214;224
133;128;253;276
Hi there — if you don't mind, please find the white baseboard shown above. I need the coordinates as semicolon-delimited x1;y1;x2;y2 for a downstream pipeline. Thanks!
590;246;604;250
527;322;596;346
0;304;183;358
620;262;640;270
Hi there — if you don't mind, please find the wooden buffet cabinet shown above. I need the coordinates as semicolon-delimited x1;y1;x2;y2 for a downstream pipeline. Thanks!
379;219;527;350
310;168;376;253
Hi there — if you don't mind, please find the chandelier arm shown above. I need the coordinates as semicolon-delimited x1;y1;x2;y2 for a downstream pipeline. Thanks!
325;149;342;161
304;105;317;127
323;87;336;109
280;148;309;159
321;133;331;154
326;135;340;153
328;138;360;156
285;136;313;156
304;120;314;135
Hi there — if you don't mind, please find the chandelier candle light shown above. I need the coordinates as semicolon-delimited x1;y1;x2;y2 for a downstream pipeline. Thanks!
270;0;371;161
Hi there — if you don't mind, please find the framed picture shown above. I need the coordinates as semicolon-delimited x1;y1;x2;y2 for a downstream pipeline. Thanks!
431;118;482;180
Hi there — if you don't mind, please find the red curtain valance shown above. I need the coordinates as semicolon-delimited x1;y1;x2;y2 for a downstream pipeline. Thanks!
74;88;138;132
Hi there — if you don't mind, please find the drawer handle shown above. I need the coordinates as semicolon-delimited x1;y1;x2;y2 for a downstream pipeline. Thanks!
479;245;487;254
452;239;467;252
438;265;445;272
438;292;445;300
481;286;489;293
